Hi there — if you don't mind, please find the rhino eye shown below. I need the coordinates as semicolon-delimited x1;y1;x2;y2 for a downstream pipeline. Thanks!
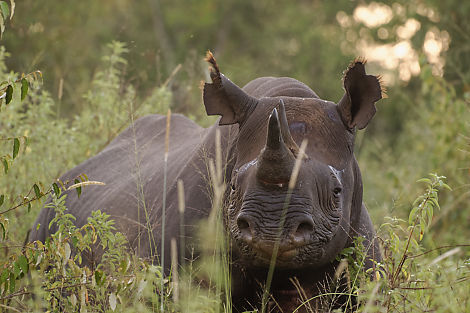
333;187;342;195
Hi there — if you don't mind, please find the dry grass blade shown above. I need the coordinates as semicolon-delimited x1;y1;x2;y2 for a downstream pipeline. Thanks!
177;179;185;266
171;237;179;302
429;247;461;266
161;109;172;312
66;181;106;190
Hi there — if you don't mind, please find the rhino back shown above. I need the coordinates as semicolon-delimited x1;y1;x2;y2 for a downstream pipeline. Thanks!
30;114;216;260
243;77;319;99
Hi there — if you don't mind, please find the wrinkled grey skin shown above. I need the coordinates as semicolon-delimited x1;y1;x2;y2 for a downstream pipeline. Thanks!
30;53;383;312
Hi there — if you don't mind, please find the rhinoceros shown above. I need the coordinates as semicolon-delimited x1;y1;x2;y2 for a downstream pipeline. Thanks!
30;52;383;312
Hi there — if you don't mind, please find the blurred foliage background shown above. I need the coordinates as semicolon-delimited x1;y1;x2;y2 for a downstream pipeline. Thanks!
0;0;469;311
5;0;468;239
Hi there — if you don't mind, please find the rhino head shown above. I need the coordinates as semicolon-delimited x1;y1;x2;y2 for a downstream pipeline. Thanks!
203;52;383;270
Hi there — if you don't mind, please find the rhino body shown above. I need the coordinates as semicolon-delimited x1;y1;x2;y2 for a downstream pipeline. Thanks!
30;53;383;312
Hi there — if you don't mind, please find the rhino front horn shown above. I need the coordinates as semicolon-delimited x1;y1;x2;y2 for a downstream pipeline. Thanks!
266;108;282;150
257;107;296;184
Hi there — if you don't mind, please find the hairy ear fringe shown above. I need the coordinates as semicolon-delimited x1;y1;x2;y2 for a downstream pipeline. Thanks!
205;50;222;88
343;57;387;99
342;57;367;82
353;56;367;65
376;74;388;99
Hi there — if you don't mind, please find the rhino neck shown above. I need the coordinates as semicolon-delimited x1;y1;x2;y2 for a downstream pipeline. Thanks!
348;156;365;239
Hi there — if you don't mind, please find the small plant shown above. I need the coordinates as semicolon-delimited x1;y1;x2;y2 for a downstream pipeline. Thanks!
19;190;170;312
338;174;470;313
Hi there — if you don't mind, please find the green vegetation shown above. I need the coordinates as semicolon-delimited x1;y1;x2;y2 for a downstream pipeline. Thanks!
0;0;469;312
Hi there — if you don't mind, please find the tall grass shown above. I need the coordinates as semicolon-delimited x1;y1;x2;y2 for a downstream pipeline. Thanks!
0;42;469;312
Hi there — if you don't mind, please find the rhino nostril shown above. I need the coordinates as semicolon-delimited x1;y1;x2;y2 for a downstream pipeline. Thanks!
237;217;250;231
236;214;253;243
297;222;314;233
293;218;314;244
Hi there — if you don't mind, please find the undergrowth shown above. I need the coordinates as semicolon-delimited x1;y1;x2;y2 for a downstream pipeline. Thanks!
0;42;468;312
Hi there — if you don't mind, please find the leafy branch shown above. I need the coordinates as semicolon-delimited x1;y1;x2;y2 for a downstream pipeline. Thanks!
0;0;14;37
0;175;104;216
0;70;42;107
390;174;451;287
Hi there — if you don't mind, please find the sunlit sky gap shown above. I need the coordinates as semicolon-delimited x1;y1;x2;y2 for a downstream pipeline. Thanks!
336;2;449;84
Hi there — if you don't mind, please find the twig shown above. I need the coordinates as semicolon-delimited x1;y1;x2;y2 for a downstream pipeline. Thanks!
408;244;470;259
391;196;430;287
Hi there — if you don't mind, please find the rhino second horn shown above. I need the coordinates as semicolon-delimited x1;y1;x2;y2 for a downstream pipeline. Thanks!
278;99;300;155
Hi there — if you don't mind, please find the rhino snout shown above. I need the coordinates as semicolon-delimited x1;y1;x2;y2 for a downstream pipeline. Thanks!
236;212;315;254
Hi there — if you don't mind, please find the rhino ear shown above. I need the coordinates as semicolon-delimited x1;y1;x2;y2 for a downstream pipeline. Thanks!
203;51;257;125
337;59;384;130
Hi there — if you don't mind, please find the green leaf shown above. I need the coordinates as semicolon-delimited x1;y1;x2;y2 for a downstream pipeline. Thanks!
0;1;9;21
416;178;432;185
2;158;7;174
52;183;60;196
0;222;5;240
74;178;81;198
71;236;78;247
9;271;15;293
429;197;440;210
412;195;425;207
0;269;8;284
58;180;66;191
441;183;452;191
12;137;19;159
95;270;104;286
33;183;41;198
20;78;28;101
13;260;20;277
0;194;4;207
426;204;434;227
5;84;12;104
409;206;419;225
27;202;31;213
17;255;28;274
421;207;428;226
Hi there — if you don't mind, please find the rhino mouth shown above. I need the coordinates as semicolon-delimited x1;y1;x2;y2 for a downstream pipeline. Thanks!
252;240;302;262
234;233;331;269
